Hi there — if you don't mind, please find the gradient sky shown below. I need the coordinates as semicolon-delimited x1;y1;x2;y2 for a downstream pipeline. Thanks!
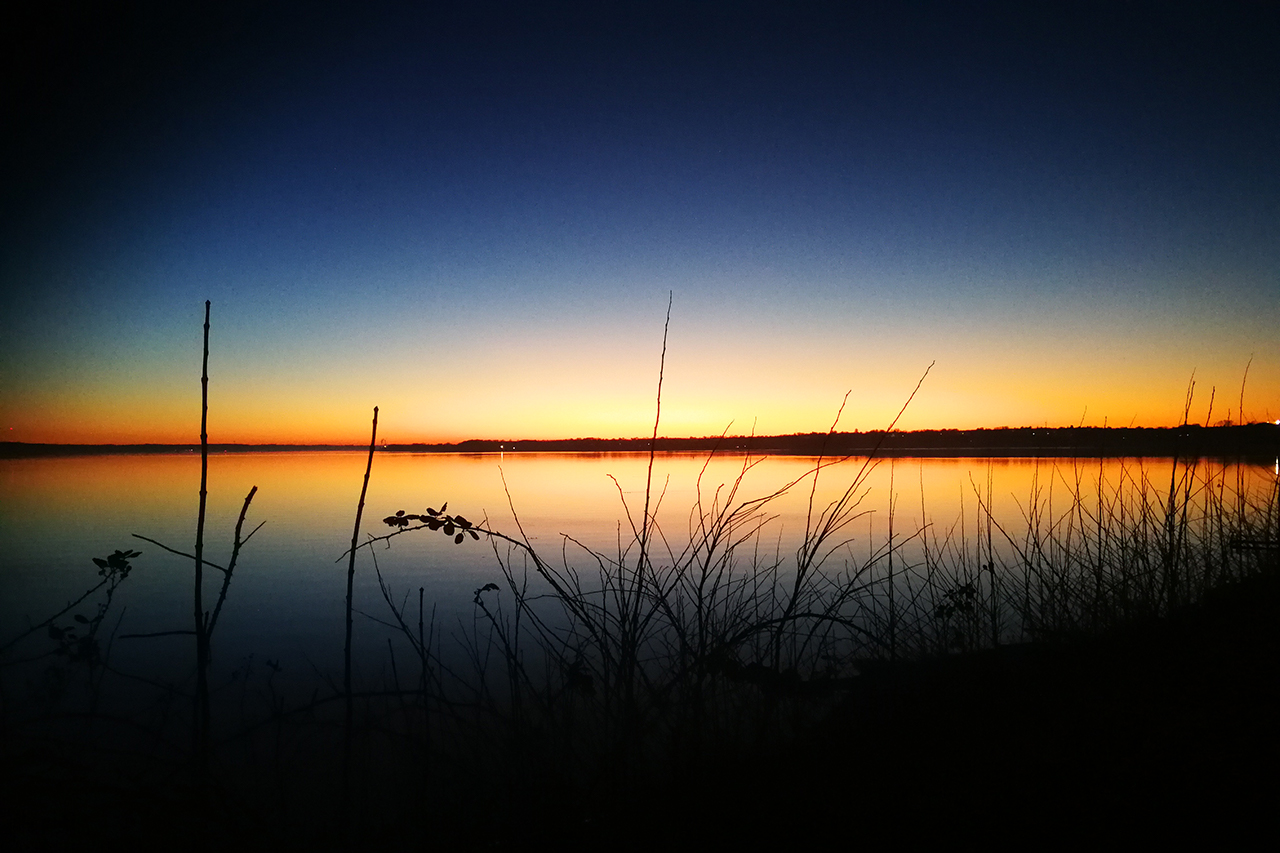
3;1;1277;444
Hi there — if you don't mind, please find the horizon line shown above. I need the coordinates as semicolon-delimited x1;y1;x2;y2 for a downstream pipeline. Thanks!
3;422;1277;454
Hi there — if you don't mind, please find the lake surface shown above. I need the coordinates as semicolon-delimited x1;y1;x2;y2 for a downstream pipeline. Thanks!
3;450;1276;685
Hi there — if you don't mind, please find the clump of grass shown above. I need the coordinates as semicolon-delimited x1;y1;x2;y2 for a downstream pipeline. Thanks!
350;374;1276;838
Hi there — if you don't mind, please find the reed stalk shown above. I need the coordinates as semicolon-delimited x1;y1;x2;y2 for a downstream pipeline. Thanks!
343;405;378;842
193;300;211;793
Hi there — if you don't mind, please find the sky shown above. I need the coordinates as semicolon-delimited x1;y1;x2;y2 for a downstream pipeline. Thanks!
2;1;1277;444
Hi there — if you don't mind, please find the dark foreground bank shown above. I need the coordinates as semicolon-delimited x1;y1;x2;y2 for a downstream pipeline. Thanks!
7;562;1277;851
671;564;1280;848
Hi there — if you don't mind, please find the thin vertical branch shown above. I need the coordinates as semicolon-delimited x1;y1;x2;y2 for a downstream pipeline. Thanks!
611;292;671;775
887;460;896;662
987;466;998;646
637;292;672;578
343;405;378;838
419;587;432;778
193;300;211;773
628;296;671;668
208;486;260;637
1238;354;1253;425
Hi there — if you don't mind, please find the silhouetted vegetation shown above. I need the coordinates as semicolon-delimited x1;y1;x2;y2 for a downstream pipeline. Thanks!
2;305;1277;848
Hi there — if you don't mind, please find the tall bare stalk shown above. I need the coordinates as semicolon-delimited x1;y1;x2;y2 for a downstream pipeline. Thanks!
193;300;211;778
620;292;672;728
343;405;378;839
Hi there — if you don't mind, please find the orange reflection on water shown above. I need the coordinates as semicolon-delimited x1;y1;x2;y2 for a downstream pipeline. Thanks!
4;450;1275;668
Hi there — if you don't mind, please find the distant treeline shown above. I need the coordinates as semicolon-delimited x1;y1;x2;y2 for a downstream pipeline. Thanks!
6;424;1277;459
410;424;1280;458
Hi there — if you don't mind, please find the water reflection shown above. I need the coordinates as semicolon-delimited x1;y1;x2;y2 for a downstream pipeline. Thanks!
2;450;1275;678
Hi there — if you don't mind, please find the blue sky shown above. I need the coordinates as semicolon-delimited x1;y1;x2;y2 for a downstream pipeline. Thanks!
3;1;1276;443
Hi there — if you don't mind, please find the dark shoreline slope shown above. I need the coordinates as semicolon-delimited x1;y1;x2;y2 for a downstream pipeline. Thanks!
594;563;1280;849
4;423;1278;459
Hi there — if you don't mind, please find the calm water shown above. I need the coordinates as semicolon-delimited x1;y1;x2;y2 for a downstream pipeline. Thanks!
3;450;1275;681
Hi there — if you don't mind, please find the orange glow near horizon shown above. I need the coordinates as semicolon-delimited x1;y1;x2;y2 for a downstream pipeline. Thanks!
3;301;1276;446
6;354;1276;446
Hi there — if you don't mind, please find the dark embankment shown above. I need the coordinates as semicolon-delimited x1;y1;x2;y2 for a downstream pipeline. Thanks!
591;565;1280;849
5;564;1277;851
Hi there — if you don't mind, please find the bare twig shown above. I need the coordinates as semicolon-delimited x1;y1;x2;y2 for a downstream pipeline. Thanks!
208;486;259;637
1;576;112;653
131;535;227;573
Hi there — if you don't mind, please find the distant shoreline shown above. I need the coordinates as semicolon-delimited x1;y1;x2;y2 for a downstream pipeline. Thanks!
4;424;1277;459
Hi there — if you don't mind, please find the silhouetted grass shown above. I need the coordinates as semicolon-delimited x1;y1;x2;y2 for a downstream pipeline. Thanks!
2;302;1277;847
342;369;1277;844
3;452;1275;848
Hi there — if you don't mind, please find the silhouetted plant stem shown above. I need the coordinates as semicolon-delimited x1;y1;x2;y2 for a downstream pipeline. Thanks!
0;575;115;654
888;460;896;662
130;535;227;569
624;292;671;738
193;300;211;794
637;292;671;583
208;486;262;637
418;587;432;775
986;467;999;647
344;405;378;842
776;361;934;665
